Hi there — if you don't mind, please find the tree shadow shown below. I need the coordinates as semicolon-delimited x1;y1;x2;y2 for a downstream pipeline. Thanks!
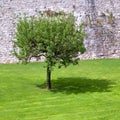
37;77;115;94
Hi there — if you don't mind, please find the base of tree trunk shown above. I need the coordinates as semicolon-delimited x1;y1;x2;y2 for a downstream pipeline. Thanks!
46;65;51;90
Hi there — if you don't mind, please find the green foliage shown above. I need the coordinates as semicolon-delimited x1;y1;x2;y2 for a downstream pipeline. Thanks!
14;16;36;63
14;12;86;68
14;11;86;89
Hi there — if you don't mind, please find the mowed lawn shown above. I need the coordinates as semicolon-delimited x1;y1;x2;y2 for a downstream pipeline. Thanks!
0;59;120;120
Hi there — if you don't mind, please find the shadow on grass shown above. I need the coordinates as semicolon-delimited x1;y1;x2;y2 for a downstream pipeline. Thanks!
37;77;115;94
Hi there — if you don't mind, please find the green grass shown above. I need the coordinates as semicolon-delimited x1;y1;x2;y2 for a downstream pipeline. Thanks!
0;59;120;120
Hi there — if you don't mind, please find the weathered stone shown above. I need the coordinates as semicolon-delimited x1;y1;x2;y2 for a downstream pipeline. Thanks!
0;0;120;63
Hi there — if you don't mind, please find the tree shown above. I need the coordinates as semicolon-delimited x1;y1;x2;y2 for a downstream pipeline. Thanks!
13;11;86;90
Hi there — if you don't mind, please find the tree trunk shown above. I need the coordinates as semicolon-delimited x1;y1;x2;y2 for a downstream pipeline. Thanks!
46;65;51;90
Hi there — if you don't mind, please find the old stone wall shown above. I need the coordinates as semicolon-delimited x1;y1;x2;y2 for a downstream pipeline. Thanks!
0;0;120;63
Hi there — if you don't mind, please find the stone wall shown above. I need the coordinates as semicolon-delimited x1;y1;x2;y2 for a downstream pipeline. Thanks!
0;0;120;63
81;0;120;59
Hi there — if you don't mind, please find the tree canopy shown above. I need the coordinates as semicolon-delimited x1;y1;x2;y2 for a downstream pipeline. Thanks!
14;11;86;89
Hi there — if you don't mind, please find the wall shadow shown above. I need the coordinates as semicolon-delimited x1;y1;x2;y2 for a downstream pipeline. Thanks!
37;77;115;94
